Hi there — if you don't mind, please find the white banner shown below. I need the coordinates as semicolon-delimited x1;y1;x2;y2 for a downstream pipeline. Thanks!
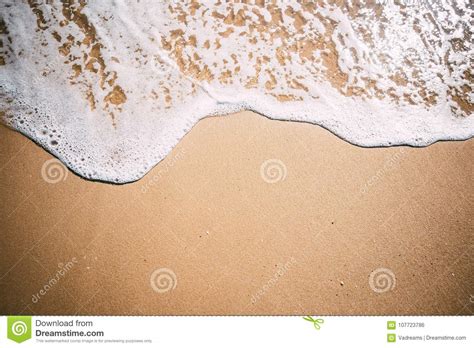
1;316;472;347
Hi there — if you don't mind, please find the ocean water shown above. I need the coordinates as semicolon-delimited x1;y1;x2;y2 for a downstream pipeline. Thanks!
1;0;472;183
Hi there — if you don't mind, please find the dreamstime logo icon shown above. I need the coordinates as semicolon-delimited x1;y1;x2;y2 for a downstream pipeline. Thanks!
12;321;28;336
141;148;186;194
251;257;297;304
150;268;177;293
260;159;287;184
360;148;405;195
32;257;78;304
41;158;68;184
369;267;396;293
7;316;32;343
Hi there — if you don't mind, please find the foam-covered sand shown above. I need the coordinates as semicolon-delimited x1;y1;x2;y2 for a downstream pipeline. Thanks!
1;0;473;183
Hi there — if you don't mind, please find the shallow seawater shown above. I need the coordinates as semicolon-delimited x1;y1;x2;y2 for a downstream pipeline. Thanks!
0;0;472;183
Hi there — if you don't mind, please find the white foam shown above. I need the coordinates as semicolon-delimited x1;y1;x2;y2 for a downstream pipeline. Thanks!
1;0;472;183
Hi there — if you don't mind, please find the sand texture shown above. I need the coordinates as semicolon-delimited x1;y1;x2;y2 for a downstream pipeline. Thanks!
0;111;473;315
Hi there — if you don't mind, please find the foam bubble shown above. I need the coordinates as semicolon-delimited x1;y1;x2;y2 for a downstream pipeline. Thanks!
0;1;472;183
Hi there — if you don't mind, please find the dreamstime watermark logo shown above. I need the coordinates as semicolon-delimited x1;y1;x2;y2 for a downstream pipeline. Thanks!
251;257;297;304
369;267;396;293
150;268;177;293
41;158;68;184
32;257;78;304
360;148;405;195
12;321;28;336
7;316;32;343
260;159;287;184
141;148;186;193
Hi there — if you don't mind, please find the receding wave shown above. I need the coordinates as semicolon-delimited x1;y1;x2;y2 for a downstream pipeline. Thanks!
1;0;472;183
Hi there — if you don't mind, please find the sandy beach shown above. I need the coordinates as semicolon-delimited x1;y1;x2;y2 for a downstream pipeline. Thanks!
0;110;472;315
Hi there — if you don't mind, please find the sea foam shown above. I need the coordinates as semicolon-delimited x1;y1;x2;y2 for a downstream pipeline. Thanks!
1;0;473;183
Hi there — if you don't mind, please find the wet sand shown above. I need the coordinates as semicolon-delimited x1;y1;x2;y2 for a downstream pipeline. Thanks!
0;110;473;315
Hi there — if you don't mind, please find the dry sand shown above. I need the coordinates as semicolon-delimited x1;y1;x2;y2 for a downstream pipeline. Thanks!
0;110;473;315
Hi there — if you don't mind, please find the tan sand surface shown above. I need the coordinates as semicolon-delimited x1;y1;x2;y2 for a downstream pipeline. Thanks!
0;111;473;315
